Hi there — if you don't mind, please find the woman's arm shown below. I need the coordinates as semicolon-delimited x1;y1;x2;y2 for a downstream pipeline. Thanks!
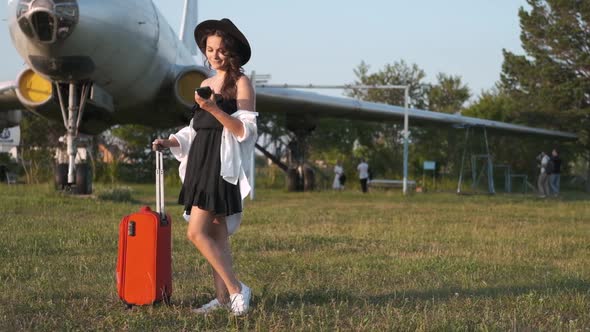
195;76;255;139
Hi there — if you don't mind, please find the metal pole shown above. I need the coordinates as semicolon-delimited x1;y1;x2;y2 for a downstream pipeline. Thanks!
483;128;495;194
457;127;470;194
402;86;409;195
156;150;160;214
250;147;255;200
67;83;78;184
471;155;477;189
505;166;510;193
507;166;512;193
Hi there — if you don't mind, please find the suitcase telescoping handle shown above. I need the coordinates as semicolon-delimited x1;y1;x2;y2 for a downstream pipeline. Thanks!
155;150;168;225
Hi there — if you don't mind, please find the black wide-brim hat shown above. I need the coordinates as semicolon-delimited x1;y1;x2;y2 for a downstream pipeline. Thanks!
194;18;251;66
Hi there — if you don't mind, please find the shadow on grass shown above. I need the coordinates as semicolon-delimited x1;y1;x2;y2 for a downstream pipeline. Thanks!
508;191;590;202
262;278;590;307
548;191;590;202
455;191;590;202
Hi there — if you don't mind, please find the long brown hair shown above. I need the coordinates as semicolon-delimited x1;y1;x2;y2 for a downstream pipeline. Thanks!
200;29;244;100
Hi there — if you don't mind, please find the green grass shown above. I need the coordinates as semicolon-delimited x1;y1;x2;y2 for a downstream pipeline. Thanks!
1;183;589;331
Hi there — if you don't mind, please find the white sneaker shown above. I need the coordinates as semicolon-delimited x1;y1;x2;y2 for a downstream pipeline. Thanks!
191;298;227;314
229;282;251;316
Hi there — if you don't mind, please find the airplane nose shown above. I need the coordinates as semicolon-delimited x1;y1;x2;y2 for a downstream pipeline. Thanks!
16;0;79;43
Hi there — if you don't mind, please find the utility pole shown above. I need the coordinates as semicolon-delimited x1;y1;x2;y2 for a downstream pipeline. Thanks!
402;86;410;196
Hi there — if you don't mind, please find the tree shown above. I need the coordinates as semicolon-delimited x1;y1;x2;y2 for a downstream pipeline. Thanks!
500;0;590;190
348;60;428;109
462;87;517;123
428;73;471;114
18;113;63;184
307;117;382;184
106;124;178;183
342;60;430;179
346;61;476;182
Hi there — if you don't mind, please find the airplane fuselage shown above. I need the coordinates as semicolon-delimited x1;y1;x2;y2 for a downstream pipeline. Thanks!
7;0;204;132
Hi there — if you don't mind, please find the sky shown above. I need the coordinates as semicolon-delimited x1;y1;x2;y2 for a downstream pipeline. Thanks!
0;0;529;102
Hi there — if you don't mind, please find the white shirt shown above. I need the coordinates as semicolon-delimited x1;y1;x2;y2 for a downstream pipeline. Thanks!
332;165;344;189
541;154;550;174
357;162;369;179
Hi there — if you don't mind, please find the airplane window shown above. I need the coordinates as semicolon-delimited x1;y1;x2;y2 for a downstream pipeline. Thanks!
16;3;29;19
55;4;78;40
55;4;78;18
17;17;35;38
31;11;55;42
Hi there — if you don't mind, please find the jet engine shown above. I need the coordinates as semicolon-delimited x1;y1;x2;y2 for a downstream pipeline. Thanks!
15;68;53;110
173;66;209;109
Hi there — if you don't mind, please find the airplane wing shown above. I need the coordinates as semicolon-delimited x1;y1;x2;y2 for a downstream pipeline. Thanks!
256;87;578;139
0;81;23;111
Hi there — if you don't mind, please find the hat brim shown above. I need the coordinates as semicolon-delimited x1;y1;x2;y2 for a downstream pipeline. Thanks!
194;18;251;66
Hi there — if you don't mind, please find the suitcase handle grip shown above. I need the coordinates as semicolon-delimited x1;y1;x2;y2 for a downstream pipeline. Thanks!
128;221;136;236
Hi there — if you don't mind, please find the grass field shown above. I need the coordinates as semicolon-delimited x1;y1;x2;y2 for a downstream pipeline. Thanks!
1;184;589;331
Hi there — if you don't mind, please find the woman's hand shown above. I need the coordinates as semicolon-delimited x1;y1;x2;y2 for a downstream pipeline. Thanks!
152;138;168;151
152;137;179;151
195;89;218;113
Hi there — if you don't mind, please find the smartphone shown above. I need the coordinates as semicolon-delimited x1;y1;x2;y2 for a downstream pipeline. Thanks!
195;86;212;99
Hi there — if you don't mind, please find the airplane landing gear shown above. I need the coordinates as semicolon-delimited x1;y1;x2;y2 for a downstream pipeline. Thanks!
55;142;92;195
285;125;315;192
255;114;317;192
54;82;93;194
55;163;67;190
75;163;92;195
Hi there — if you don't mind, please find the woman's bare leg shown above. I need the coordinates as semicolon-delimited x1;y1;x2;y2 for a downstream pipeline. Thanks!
211;268;229;304
186;206;241;294
210;216;232;304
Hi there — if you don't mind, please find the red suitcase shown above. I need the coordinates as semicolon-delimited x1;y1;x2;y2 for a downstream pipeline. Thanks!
116;151;172;306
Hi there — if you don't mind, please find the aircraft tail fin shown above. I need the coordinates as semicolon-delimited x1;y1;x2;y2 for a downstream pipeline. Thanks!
179;0;200;58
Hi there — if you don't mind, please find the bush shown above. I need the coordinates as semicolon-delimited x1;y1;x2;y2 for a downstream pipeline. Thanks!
255;165;286;189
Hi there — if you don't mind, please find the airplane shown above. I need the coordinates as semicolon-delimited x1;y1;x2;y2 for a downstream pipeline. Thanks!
0;0;577;194
1;0;207;193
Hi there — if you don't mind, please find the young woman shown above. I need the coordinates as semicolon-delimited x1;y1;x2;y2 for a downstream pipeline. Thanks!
152;18;257;315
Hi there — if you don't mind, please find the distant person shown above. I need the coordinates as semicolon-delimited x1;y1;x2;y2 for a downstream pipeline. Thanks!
332;160;345;190
152;18;256;315
357;158;369;193
549;148;561;196
536;152;550;198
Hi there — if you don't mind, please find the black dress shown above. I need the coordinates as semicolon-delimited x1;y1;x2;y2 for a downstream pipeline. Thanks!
178;98;242;216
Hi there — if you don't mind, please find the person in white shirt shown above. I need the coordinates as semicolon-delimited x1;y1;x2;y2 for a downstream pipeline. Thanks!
537;151;550;198
151;18;254;315
357;158;369;193
332;160;345;190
